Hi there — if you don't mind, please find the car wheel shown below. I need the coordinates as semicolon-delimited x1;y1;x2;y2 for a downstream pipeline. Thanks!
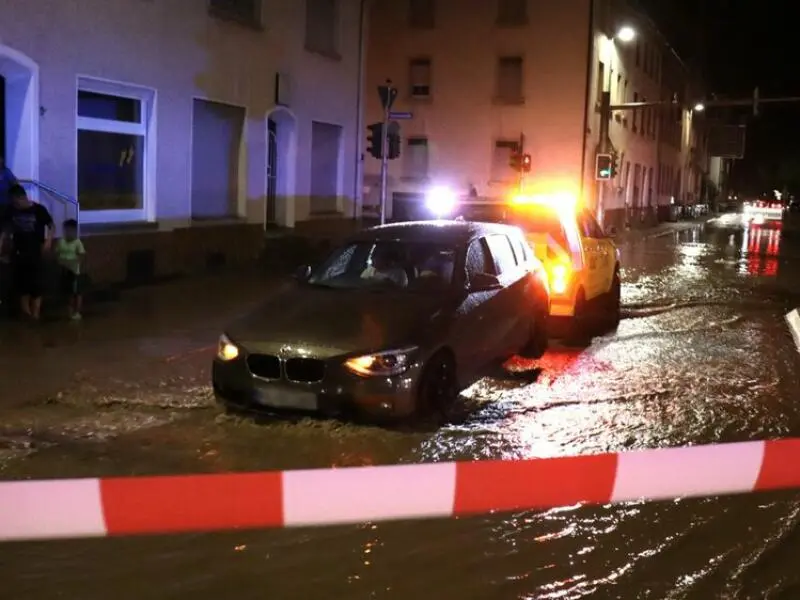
417;351;458;415
522;305;548;358
569;288;592;344
608;270;621;327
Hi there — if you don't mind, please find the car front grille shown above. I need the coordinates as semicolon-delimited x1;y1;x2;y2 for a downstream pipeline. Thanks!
246;354;281;379
284;358;325;383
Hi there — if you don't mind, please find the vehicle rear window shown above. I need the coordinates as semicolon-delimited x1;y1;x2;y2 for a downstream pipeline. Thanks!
505;208;568;248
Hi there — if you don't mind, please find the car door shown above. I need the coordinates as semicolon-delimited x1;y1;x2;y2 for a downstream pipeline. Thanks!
581;210;615;295
576;210;603;299
451;236;503;372
484;233;529;355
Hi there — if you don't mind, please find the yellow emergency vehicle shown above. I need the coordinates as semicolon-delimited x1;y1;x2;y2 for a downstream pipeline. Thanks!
504;193;621;327
422;185;620;330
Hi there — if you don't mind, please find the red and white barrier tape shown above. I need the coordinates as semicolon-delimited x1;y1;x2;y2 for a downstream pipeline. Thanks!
2;439;800;542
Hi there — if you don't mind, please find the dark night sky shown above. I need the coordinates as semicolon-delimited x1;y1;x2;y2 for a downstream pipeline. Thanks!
639;0;798;191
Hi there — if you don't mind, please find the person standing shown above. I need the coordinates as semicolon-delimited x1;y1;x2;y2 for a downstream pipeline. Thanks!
0;184;54;320
0;155;18;208
54;219;86;320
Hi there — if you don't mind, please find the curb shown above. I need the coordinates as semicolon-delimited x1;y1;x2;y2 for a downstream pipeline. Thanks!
786;309;800;352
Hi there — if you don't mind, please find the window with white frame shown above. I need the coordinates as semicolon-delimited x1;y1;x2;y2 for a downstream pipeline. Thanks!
408;0;435;28
496;56;523;103
305;0;339;57
491;139;519;182
496;0;527;26
76;78;154;222
403;137;429;179
409;58;431;97
208;0;262;27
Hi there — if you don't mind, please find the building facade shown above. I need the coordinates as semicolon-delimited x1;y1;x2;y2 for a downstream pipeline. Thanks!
0;0;365;282
364;0;707;229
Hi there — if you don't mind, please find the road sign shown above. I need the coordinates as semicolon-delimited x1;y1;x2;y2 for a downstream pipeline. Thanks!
389;111;413;120
378;85;397;110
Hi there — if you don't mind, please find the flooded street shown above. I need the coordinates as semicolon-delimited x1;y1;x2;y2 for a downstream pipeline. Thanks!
4;219;800;599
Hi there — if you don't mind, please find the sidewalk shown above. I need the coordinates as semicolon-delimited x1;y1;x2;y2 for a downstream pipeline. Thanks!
612;215;710;245
0;268;287;410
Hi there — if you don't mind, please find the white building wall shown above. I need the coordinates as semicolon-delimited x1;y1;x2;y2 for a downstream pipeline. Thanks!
591;0;682;225
365;0;592;219
0;0;364;229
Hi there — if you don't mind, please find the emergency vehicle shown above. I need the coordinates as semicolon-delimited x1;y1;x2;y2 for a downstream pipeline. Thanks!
506;193;620;324
742;198;783;223
424;188;621;327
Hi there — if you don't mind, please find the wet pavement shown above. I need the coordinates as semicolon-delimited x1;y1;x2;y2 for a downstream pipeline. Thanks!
4;216;800;599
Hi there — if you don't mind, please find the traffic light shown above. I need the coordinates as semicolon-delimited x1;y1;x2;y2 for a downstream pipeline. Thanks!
610;152;618;177
595;153;613;180
521;153;531;172
387;132;401;159
367;122;384;159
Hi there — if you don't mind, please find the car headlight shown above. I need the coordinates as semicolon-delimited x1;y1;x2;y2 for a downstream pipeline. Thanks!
217;333;240;361
344;347;416;377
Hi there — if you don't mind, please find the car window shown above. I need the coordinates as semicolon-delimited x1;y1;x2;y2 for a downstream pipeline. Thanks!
578;210;604;238
485;234;518;275
309;240;457;291
513;234;529;264
585;211;605;237
465;238;495;280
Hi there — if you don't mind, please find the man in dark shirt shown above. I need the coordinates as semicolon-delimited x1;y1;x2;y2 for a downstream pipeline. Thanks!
0;155;18;208
0;184;54;319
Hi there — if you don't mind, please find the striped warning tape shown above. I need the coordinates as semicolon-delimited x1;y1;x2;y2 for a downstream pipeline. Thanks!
2;438;800;542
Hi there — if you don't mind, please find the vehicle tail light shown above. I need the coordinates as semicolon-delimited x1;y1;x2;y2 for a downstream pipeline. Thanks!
549;263;571;295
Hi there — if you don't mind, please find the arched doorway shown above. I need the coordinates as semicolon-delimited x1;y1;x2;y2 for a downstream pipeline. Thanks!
0;44;38;181
266;107;296;228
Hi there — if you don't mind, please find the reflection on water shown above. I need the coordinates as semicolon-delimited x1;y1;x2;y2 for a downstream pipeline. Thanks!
740;224;781;277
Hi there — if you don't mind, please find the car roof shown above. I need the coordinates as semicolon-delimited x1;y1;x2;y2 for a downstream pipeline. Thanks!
348;220;521;245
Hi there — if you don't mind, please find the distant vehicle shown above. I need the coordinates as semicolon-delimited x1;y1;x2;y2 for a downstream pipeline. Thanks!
425;191;621;333
213;221;550;421
743;199;783;223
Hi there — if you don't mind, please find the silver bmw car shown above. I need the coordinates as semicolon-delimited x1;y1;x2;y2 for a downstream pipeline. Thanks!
213;221;550;421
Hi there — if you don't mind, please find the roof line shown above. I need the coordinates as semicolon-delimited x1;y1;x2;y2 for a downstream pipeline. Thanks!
623;0;690;74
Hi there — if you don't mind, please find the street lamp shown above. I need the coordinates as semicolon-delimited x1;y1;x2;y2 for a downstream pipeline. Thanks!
616;26;635;42
693;102;705;112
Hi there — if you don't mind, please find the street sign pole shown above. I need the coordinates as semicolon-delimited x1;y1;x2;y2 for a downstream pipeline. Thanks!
377;80;397;225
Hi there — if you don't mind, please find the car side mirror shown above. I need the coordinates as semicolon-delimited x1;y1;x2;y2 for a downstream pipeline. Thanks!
293;265;311;281
468;272;501;292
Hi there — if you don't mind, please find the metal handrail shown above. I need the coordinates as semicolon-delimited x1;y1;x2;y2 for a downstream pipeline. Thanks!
18;179;79;208
17;179;80;233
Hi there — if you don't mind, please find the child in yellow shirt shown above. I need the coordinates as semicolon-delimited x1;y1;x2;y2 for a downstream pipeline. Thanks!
54;219;85;320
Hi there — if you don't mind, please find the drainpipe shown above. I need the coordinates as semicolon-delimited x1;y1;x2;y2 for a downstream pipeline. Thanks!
579;0;595;217
353;0;368;220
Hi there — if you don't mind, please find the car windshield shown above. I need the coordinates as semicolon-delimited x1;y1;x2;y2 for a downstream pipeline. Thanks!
308;240;458;291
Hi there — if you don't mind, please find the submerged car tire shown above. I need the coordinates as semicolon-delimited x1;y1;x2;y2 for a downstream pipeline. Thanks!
569;288;593;344
417;351;458;415
522;307;549;359
608;270;621;327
